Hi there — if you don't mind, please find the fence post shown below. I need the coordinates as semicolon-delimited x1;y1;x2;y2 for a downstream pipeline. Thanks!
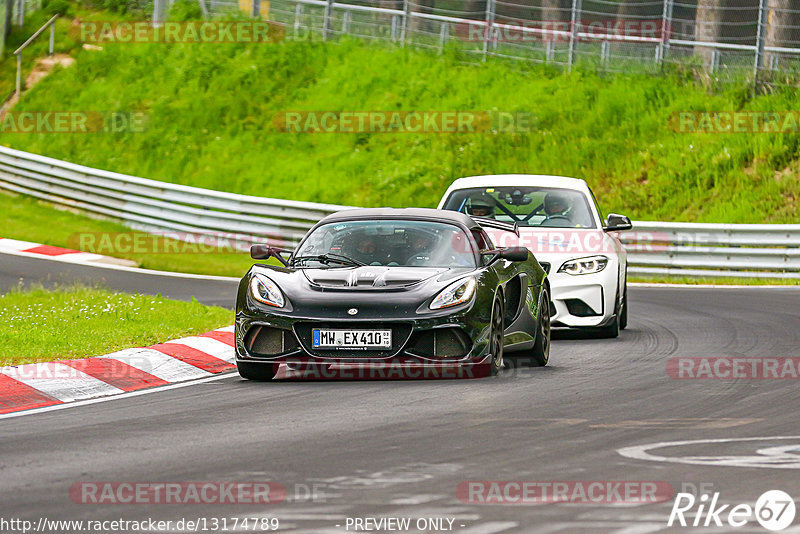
482;0;495;61
567;0;581;71
251;0;261;18
658;0;673;68
48;19;54;55
342;10;350;34
753;0;767;78
400;0;409;45
15;52;21;98
438;20;448;52
323;0;334;40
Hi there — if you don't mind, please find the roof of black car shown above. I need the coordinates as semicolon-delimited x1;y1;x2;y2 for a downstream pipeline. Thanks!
319;208;479;229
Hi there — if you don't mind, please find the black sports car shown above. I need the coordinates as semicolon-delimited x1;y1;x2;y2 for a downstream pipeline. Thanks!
235;208;551;380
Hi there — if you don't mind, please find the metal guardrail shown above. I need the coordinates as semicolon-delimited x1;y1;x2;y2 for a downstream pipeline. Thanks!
0;145;350;248
0;145;798;279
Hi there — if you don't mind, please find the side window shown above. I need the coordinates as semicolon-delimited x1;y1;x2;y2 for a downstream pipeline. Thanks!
472;229;494;252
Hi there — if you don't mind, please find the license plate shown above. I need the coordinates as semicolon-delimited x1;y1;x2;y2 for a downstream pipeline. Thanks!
312;329;392;349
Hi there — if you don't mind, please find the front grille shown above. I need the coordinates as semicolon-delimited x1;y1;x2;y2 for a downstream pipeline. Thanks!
245;325;299;356
293;322;412;358
406;327;472;358
565;298;601;317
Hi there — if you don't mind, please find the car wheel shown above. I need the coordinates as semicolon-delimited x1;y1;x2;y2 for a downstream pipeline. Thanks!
530;286;551;366
237;361;277;381
619;281;628;330
489;297;505;376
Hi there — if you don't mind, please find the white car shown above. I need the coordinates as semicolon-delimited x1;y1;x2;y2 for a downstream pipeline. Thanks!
438;175;632;338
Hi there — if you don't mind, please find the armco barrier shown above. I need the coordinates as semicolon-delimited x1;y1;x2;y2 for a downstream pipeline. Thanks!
1;146;798;279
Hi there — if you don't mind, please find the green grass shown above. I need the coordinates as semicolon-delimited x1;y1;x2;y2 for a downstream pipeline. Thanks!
0;284;232;365
1;37;799;223
1;191;258;277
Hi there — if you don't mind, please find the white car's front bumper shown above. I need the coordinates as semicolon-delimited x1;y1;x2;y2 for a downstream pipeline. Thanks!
543;257;620;328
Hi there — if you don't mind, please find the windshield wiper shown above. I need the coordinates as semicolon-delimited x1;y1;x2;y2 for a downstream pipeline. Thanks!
291;253;365;267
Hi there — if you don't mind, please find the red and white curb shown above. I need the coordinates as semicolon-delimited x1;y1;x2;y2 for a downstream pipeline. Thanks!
0;237;137;266
0;326;235;415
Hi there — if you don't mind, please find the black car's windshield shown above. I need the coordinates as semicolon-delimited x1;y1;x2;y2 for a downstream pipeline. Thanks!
294;220;476;268
442;186;597;229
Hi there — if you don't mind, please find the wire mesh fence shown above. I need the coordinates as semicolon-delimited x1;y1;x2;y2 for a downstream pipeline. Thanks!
259;0;800;83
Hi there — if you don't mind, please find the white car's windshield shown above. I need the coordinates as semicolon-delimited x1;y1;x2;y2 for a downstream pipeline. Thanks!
442;186;597;229
294;220;476;268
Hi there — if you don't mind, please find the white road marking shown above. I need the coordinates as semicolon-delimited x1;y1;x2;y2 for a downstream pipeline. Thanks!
100;348;213;381
0;363;125;402
618;436;800;469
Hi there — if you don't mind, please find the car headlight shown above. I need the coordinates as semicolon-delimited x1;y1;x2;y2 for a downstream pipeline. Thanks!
249;274;285;307
557;255;609;275
430;278;477;310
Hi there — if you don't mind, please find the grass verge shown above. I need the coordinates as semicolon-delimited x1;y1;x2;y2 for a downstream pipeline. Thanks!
0;283;233;365
1;37;799;223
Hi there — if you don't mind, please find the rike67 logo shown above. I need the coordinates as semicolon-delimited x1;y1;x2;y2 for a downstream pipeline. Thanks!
668;490;796;531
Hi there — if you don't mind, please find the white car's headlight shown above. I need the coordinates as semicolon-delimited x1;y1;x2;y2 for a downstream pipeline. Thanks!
557;255;609;275
430;278;477;310
249;274;285;307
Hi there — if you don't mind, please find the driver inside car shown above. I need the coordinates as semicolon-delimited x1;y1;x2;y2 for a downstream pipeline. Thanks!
467;194;496;218
406;234;435;265
542;192;573;227
350;234;380;264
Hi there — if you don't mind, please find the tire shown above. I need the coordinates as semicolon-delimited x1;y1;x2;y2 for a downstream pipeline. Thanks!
488;297;505;376
507;285;551;368
237;361;277;381
530;286;551;366
619;281;628;330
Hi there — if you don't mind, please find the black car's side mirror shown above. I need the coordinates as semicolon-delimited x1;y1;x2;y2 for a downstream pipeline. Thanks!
250;244;290;266
604;213;633;232
499;246;530;262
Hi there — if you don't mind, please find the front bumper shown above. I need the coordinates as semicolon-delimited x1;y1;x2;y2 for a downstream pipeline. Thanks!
547;265;618;328
235;308;491;368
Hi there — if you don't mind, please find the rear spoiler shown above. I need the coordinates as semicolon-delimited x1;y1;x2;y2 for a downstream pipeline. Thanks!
472;217;520;237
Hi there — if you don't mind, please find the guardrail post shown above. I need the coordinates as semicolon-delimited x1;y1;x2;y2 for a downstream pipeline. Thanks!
251;0;261;18
482;0;495;61
438;20;448;52
152;0;162;27
48;20;54;55
567;0;582;71
753;0;767;79
323;0;334;40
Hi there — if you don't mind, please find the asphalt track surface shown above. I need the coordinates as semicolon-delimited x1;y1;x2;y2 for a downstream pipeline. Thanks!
3;252;800;533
